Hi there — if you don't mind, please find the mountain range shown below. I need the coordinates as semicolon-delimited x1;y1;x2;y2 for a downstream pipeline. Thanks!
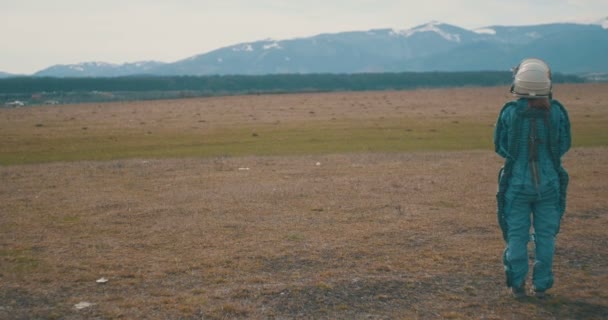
2;18;608;78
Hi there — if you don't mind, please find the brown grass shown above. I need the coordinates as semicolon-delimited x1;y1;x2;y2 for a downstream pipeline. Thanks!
1;84;607;319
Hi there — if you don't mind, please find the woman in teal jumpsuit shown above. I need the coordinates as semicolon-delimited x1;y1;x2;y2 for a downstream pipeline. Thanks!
494;58;571;298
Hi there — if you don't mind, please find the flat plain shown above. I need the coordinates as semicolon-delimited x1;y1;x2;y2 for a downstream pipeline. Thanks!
1;84;607;319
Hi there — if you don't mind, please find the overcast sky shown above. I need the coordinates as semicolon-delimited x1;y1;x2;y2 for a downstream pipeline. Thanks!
1;0;606;74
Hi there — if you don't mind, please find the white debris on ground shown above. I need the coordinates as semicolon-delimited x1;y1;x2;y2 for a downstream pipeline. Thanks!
96;277;108;284
315;162;321;166
74;302;94;310
238;167;250;171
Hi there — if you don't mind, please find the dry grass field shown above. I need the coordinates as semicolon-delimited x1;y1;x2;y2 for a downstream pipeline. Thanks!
1;84;607;319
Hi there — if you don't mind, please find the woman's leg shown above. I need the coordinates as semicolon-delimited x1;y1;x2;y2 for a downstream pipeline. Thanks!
505;189;533;288
532;189;561;292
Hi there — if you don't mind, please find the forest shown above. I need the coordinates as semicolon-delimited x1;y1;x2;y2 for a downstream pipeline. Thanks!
0;71;584;105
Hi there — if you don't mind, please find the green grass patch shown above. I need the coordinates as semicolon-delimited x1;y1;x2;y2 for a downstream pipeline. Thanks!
0;248;42;274
570;117;608;148
0;117;605;165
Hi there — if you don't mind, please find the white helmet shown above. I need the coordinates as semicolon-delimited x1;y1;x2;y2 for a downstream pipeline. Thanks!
511;58;552;98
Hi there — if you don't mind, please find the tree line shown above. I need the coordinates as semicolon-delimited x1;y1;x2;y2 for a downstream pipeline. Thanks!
0;71;584;101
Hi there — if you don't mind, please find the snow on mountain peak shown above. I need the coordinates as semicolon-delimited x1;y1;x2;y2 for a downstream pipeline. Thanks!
84;61;117;67
263;41;283;50
601;16;608;29
69;65;85;72
232;44;254;52
391;21;462;42
474;27;496;35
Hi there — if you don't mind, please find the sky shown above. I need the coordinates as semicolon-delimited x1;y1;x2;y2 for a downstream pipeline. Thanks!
1;0;607;74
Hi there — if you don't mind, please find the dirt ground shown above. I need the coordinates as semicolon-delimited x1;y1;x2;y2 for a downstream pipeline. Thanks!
1;85;607;319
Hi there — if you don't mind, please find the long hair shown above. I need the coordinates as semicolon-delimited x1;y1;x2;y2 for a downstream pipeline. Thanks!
528;97;550;110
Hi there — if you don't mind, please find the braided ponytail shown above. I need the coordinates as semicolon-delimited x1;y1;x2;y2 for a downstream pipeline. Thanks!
528;97;550;110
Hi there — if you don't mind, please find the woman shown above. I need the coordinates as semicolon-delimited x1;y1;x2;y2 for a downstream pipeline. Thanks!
494;58;571;298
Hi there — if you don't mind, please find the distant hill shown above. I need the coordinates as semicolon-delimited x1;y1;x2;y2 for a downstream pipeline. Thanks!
30;18;608;77
0;71;17;78
34;61;167;77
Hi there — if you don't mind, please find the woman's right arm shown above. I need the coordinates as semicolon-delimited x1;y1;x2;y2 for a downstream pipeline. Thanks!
494;106;512;160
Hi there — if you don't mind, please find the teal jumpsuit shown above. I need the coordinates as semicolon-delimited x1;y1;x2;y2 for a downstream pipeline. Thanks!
494;98;571;291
